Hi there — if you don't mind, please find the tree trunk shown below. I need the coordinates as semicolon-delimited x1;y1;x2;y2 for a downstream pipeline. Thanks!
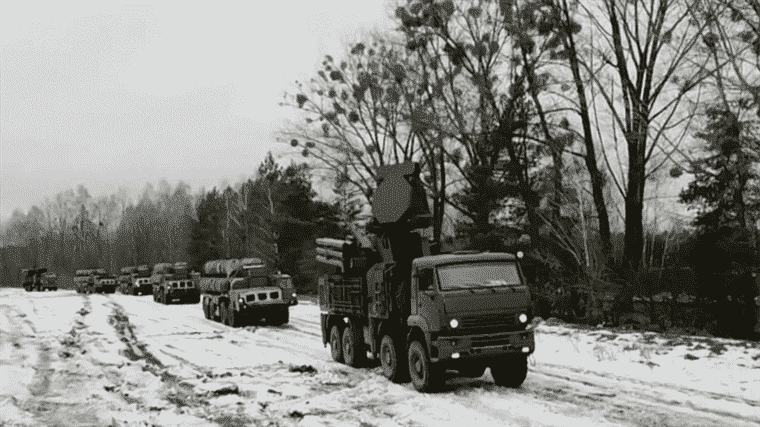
560;0;612;259
624;136;646;271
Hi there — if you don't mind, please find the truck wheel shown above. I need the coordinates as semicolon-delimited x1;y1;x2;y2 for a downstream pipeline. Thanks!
229;307;241;327
329;325;344;363
220;303;230;326
342;323;366;367
408;340;441;393
490;355;528;388
132;287;139;296
380;335;409;383
271;308;289;326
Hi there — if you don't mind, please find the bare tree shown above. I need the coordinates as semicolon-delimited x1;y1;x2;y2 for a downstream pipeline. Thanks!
578;0;714;271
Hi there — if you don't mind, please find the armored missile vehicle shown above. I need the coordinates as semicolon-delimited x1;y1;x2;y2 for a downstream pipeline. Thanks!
198;257;298;327
75;269;94;293
118;264;152;295
151;261;200;304
90;268;117;294
317;162;535;392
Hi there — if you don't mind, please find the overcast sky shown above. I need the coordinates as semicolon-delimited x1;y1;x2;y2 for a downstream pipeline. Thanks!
0;0;396;221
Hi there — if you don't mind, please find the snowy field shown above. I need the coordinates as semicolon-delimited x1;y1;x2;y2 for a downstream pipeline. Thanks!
1;288;758;427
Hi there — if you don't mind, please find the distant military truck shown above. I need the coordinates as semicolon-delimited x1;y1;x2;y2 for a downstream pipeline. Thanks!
22;267;58;291
198;258;298;327
118;266;137;292
151;261;200;304
75;269;94;293
89;268;117;294
118;264;152;295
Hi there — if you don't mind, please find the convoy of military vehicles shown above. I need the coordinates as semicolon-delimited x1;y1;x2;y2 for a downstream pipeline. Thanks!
17;161;539;393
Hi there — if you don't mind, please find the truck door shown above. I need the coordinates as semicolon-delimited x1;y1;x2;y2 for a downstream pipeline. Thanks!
414;268;439;329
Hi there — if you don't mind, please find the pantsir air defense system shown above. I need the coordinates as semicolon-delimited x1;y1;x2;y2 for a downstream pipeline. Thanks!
199;258;298;327
118;265;153;295
151;262;200;304
317;162;535;392
22;267;58;291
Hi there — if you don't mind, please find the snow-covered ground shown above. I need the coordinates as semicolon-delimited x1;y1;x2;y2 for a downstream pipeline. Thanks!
1;288;758;427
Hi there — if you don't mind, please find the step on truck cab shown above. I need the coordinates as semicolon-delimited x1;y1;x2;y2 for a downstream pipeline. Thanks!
317;162;535;392
21;267;58;291
199;257;298;327
151;261;200;304
119;265;152;295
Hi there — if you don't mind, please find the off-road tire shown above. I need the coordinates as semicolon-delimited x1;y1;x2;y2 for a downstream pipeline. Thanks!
341;322;365;367
132;287;139;296
380;334;409;383
490;355;528;388
329;324;343;363
270;307;289;326
51;287;57;291
408;340;441;393
229;307;241;327
220;302;230;326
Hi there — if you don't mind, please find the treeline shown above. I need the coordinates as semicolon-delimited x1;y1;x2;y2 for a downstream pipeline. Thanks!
0;153;349;294
277;0;760;339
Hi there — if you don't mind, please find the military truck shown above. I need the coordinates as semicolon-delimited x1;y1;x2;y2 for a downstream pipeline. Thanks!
151;261;200;304
316;162;535;392
199;258;298;327
89;268;117;294
75;269;94;293
21;267;58;291
118;265;152;295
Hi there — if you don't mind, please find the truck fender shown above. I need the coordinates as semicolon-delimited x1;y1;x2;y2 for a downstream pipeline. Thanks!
405;315;431;348
406;314;429;332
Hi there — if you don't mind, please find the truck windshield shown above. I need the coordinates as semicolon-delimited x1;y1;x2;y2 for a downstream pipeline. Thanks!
436;262;522;291
231;277;269;290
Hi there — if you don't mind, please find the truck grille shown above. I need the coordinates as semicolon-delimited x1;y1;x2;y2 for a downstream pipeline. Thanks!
245;291;281;302
452;313;523;335
171;281;194;288
471;334;515;347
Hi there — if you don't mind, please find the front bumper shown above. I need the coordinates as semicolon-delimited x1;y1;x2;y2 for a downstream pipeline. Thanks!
138;284;153;294
430;329;535;363
167;289;200;300
237;301;289;312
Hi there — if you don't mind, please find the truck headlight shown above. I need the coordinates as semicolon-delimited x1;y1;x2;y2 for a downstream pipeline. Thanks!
238;297;245;304
449;319;459;328
291;293;297;298
518;313;528;323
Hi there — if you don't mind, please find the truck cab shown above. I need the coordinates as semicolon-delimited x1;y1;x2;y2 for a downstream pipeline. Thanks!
409;253;534;366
